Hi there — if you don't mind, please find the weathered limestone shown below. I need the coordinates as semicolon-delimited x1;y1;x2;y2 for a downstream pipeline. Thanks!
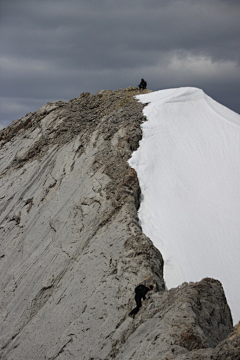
0;88;236;359
112;278;233;360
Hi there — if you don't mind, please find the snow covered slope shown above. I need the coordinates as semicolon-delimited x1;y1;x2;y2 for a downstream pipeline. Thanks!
129;87;240;324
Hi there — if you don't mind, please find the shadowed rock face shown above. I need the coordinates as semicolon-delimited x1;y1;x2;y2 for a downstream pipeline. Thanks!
0;88;236;359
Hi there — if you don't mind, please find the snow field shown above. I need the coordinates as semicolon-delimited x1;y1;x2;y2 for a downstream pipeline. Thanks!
129;87;240;324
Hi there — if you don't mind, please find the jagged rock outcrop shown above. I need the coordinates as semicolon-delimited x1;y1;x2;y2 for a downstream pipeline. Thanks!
0;88;237;359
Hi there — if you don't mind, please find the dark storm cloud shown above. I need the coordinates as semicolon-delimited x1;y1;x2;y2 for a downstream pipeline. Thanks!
1;0;240;128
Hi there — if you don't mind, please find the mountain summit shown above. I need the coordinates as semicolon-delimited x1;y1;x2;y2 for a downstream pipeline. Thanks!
0;87;239;359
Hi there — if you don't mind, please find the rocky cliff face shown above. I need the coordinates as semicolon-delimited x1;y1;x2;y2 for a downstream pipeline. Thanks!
0;88;239;360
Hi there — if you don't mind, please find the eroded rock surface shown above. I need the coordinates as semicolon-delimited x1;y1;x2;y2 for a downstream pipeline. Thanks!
0;88;236;359
112;278;233;360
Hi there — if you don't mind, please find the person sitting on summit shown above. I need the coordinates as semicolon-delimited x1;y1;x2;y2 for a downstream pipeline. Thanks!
129;284;153;318
138;78;147;90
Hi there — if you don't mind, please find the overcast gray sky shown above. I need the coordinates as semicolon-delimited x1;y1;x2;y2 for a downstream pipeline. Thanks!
0;0;240;129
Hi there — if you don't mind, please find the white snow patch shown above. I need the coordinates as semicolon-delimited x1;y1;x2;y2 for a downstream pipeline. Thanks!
129;87;240;324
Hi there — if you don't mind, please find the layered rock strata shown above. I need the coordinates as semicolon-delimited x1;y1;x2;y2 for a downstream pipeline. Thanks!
0;88;237;359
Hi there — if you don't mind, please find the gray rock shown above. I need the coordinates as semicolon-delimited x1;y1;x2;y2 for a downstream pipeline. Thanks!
0;88;235;359
112;278;233;360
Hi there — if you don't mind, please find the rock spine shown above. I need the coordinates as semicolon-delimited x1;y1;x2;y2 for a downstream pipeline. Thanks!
0;88;239;359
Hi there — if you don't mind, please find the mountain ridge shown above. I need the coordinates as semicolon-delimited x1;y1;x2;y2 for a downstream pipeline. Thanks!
0;87;239;359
